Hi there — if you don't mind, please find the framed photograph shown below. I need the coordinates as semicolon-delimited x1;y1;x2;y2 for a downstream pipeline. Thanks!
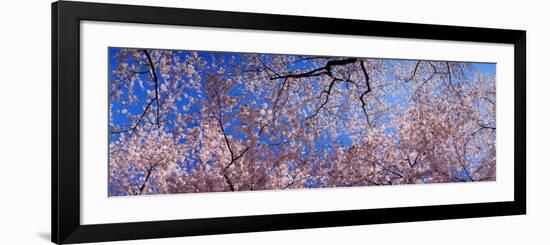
52;1;526;244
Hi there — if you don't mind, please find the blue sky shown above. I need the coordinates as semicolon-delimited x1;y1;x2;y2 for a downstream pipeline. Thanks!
472;63;496;73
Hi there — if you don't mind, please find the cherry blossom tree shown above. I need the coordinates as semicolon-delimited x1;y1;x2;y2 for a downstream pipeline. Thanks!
108;48;496;196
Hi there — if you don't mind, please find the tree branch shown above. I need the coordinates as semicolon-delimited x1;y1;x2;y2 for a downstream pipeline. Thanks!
359;60;373;128
406;152;421;168
446;62;459;94
138;157;165;195
269;58;358;80
306;78;337;120
143;49;161;128
213;92;250;191
405;61;421;82
110;50;161;135
110;98;157;136
223;174;235;191
413;62;439;94
471;124;496;136
110;70;149;97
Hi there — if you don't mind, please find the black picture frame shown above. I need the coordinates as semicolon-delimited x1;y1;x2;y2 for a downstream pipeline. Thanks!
52;1;526;244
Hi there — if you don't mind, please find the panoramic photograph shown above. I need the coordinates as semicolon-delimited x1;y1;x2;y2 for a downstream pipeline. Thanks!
108;47;496;196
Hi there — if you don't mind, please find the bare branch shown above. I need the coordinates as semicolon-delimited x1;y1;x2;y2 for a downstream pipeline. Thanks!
405;61;421;82
143;49;161;127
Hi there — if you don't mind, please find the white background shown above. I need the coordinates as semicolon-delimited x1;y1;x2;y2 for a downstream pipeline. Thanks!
81;21;514;224
0;0;548;244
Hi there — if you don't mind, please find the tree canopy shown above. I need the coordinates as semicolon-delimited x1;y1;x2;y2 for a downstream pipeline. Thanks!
108;48;496;196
